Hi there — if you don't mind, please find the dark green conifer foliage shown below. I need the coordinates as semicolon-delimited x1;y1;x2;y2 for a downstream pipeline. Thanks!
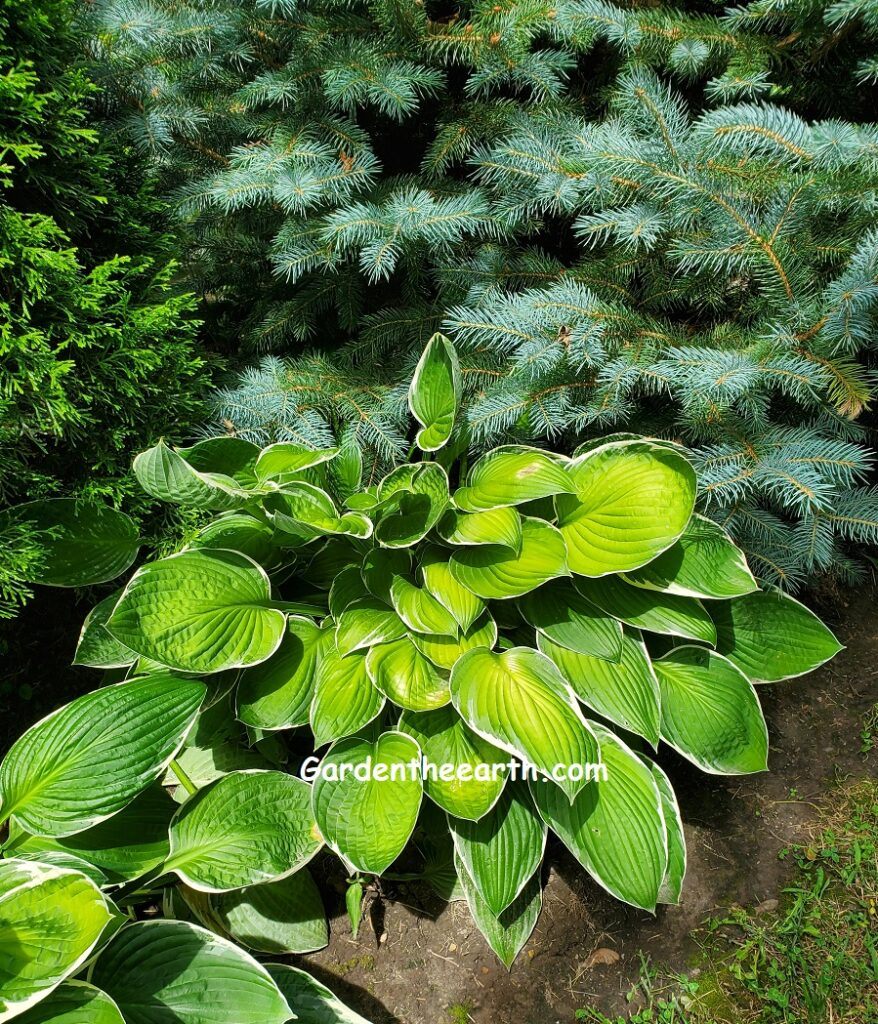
90;0;878;587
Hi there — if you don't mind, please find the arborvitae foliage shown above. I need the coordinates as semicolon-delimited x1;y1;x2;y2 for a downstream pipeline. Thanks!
0;0;211;616
91;0;878;587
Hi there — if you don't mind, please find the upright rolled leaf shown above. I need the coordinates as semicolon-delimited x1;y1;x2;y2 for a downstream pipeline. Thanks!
0;675;204;837
454;446;574;512
374;462;449;548
409;332;460;452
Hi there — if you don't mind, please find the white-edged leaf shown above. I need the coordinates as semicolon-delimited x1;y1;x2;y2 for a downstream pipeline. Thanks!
366;637;450;711
454;446;574;512
409;333;460;452
310;649;385;745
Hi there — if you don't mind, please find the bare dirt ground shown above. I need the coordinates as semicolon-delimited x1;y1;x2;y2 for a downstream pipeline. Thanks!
298;587;878;1024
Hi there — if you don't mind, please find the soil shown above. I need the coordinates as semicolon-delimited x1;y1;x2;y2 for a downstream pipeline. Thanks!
298;586;878;1024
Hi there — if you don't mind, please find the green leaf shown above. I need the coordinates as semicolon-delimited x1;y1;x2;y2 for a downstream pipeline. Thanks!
531;725;667;911
255;442;339;483
519;581;623;661
366;637;450;711
624;514;758;599
398;706;506;820
237;618;334;731
710;590;843;682
312;732;423;874
454;446;574;513
649;764;686;904
374;463;449;548
0;675;204;837
538;630;661;746
556;441;696;576
450;647;599;800
361;548;412;603
576;574;716;644
107;549;287;674
329;567;371;617
310;649;385;745
454;853;541;968
390;576;459;636
90;920;292;1024
419;546;485;631
0;861;114;1019
73;593;137;669
653;646;769;774
449;782;545;915
345;878;364;940
410;613;498;670
212;869;327;954
438;506;523;551
191;513;277;566
409;332;460;452
176;438;262;486
0;499;140;588
166;770;322;891
267;964;372;1024
334;597;407;656
267;484;372;541
449;517;569;599
133;440;252;511
10;982;124;1024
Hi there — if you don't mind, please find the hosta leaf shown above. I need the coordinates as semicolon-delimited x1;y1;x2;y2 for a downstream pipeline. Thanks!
375;462;449;548
450;647;599;801
409;332;460;452
328;567;370;618
255;442;339;483
90;921;292;1024
302;540;361;590
710;591;843;683
556;442;696;576
650;764;686;904
390;576;459;636
267;964;372;1024
449;782;546;915
268;484;372;541
531;725;667;911
366;637;450;711
191;513;277;566
399;706;506;820
538;630;661;746
15;784;175;882
361;548;412;602
73;592;137;669
411;613;498;670
653;646;768;774
449;517;569;599
455;853;541;968
0;861;114;1020
454;446;574;512
0;675;204;837
106;549;288;674
212;869;328;954
311;649;384;746
133;440;251;511
312;732;423;874
576;575;716;644
0;499;140;588
176;438;261;486
335;597;407;656
438;507;523;551
166;770;322;892
624;514;758;599
519;581;622;661
10;982;124;1024
419;546;485;631
237;617;333;731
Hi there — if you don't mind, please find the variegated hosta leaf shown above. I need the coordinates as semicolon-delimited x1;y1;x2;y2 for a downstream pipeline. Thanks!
0;675;204;837
312;732;423;875
538;630;661;746
575;574;716;644
710;590;843;683
450;647;599;801
267;964;373;1024
449;517;569;599
267;483;372;541
411;613;498;670
335;597;407;655
176;437;262;486
73;592;137;669
133;439;253;511
449;782;546;915
374;462;449;548
624;514;758;599
237;617;334;731
254;442;339;484
390;576;459;636
190;512;277;566
328;566;370;617
311;649;385;746
519;580;623;661
556;441;696;576
106;549;289;674
10;982;125;1024
531;725;668;911
0;499;140;588
90;920;292;1024
453;446;574;513
454;852;542;968
0;862;115;1020
166;770;322;892
361;547;412;602
419;546;485;631
366;637;451;711
653;646;769;774
409;332;460;452
399;706;506;820
437;506;523;551
650;763;686;905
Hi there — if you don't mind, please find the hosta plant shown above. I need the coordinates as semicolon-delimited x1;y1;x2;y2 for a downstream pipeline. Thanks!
1;335;842;971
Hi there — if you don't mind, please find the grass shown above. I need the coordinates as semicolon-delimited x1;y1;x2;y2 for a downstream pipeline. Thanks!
577;777;878;1024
